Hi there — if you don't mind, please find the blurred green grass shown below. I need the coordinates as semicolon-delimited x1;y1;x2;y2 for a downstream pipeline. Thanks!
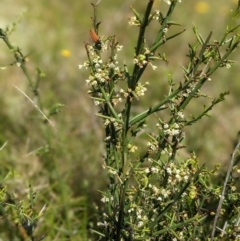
0;0;240;239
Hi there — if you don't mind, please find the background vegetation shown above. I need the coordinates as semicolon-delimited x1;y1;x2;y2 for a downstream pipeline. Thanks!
0;0;239;240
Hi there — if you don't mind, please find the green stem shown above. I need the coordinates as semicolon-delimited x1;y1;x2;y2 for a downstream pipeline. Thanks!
150;1;178;53
131;0;154;89
135;0;154;56
0;29;34;88
116;95;132;241
99;86;123;123
129;75;197;126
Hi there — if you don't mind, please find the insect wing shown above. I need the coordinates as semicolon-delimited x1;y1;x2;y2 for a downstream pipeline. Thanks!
90;29;101;50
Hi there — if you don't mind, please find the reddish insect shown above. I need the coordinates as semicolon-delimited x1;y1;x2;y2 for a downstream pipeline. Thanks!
90;29;102;50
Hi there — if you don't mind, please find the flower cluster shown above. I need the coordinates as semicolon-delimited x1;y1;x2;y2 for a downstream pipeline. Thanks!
133;54;148;68
135;82;149;97
128;16;141;26
152;10;161;21
79;35;127;112
81;45;123;88
162;122;181;136
113;155;202;239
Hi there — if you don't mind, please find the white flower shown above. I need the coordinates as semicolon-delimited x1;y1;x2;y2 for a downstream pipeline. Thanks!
101;196;113;203
151;167;158;173
137;221;144;227
177;112;184;119
226;63;231;68
116;45;123;51
163;0;171;4
163;28;168;33
164;124;169;129
145;168;151;173
184;175;189;181
149;62;157;70
162;0;181;4
166;167;172;174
